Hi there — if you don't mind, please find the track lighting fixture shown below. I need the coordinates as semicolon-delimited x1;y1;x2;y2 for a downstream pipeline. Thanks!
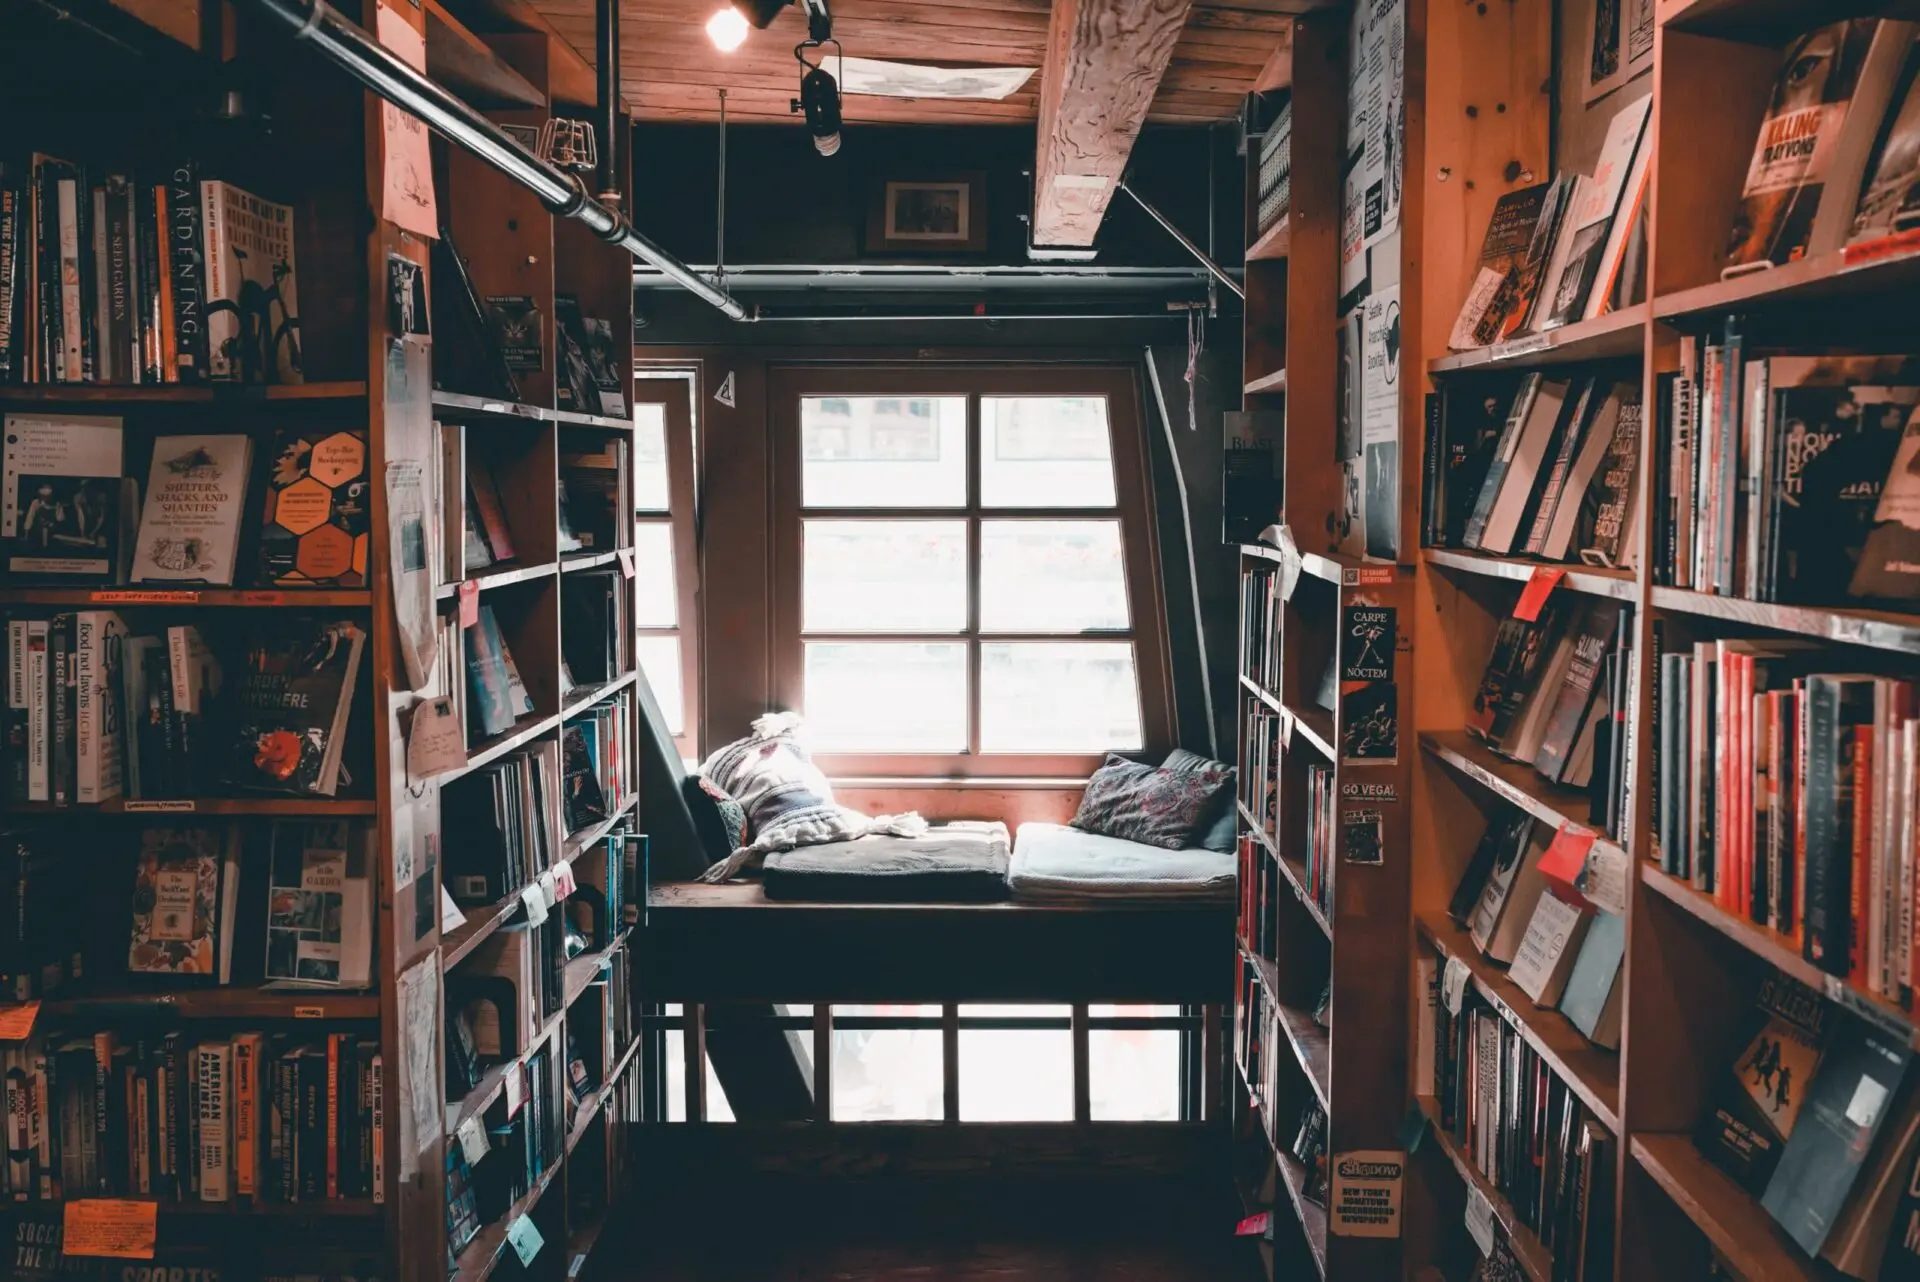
795;60;842;156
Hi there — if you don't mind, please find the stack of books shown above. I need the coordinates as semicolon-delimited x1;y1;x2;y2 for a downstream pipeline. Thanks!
441;741;563;909
1304;761;1335;922
1239;701;1280;846
1240;564;1283;693
1254;99;1292;240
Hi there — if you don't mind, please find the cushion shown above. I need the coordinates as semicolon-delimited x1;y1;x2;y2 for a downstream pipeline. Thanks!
682;774;747;866
1069;754;1234;851
1009;822;1237;903
1161;748;1237;852
762;821;1011;902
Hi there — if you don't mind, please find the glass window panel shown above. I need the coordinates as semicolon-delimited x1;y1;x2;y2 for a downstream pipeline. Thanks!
832;1026;944;1121
634;522;676;627
1090;1004;1182;1018
1089;1028;1181;1121
804;642;966;751
635;404;670;512
979;642;1141;753
958;1029;1072;1121
803;520;966;633
802;395;967;508
980;520;1129;633
636;636;684;736
980;396;1116;508
662;1031;735;1123
958;1004;1071;1019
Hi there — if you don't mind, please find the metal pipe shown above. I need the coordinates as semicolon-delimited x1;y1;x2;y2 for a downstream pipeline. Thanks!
716;89;727;288
1115;179;1244;302
247;0;747;320
747;310;1195;323
595;0;620;205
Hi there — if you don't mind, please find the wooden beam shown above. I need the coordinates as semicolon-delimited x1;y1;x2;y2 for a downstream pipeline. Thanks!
1032;0;1194;246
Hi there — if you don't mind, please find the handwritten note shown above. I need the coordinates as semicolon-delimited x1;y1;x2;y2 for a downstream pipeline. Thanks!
408;698;467;785
374;1;438;238
62;1199;158;1259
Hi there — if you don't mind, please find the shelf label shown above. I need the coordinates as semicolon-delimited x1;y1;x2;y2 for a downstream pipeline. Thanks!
553;861;578;900
1442;957;1471;1016
569;1253;589;1278
1465;1186;1497;1257
1330;1150;1404;1239
457;579;480;628
293;1005;325;1020
456;1113;490;1166
0;1001;40;1041
503;1061;526;1116
1513;567;1566;622
506;1215;545;1267
520;883;549;928
1234;1211;1271;1237
1821;975;1915;1042
62;1199;158;1259
1492;333;1552;362
617;547;637;579
122;800;196;813
232;591;288;606
537;869;559;909
90;590;198;605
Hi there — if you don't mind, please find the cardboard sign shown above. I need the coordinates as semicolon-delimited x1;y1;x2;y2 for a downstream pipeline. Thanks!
62;1200;158;1259
1330;1150;1404;1238
408;698;467;784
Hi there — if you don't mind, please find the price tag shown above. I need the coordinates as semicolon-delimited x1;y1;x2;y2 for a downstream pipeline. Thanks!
0;1001;40;1041
569;1252;589;1277
89;590;198;605
61;1199;158;1259
1234;1211;1271;1237
506;1214;545;1266
456;1114;490;1166
293;1005;325;1020
553;862;578;900
616;547;637;579
537;869;559;909
458;579;480;628
122;800;196;813
1537;824;1599;892
1512;566;1566;623
1442;956;1471;1016
1465;1185;1496;1257
520;883;548;928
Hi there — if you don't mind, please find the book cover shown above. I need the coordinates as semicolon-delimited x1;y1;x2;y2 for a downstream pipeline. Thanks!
130;434;253;585
1508;890;1593;1006
2;413;124;579
1474;376;1573;555
580;315;626;417
483;295;543;371
255;426;369;589
431;231;519;401
264;820;371;988
1557;909;1626;1050
1223;412;1284;545
127;826;223;975
1532;601;1622;782
72;610;126;805
1448;182;1553;350
195;1040;230;1202
1851;40;1920;249
1771;383;1918;604
0;168;23;384
227;619;366;797
166;623;222;797
1521;379;1605;559
465;605;530;741
1541;98;1652;330
1468;817;1548;962
1851;403;1920;601
1468;604;1566;750
1575;384;1644;568
231;1030;262;1199
551;293;603;416
1806;676;1880;974
465;454;515;564
200;180;301;383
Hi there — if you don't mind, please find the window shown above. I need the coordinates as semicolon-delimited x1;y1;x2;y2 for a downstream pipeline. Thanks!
632;375;701;758
772;367;1171;777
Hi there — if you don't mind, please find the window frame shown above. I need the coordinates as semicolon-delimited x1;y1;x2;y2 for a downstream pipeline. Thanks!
769;363;1174;779
631;372;702;760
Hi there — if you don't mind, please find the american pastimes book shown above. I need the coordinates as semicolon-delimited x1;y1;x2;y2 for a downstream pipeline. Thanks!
128;825;227;975
227;619;366;797
129;434;252;585
263;821;372;989
256;426;370;589
1;412;125;580
201;179;301;383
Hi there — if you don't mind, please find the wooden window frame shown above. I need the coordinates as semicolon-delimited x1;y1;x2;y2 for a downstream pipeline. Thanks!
632;372;702;760
769;363;1174;779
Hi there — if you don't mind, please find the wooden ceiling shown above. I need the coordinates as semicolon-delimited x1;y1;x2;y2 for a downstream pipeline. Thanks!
521;0;1293;125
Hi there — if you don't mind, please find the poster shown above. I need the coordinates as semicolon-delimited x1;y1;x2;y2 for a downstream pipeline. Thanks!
1359;284;1401;560
374;1;438;238
1330;1150;1405;1237
1343;0;1405;254
1584;0;1655;104
397;957;442;1178
1339;604;1398;764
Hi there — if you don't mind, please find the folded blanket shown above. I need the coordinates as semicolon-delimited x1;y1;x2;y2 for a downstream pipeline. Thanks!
1008;822;1237;904
763;821;1011;902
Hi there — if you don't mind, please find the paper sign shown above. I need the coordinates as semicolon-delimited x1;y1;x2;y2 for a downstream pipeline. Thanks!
1513;566;1566;622
1235;1211;1272;1237
1577;842;1630;916
1538;824;1600;897
62;1199;157;1259
0;1001;39;1040
458;580;480;628
537;869;559;909
506;1214;545;1266
122;800;196;813
1330;1150;1404;1238
553;861;578;900
1465;1185;1497;1257
617;547;637;579
408;698;467;785
441;886;469;934
392;807;417;895
569;1252;589;1278
293;1005;325;1019
520;883;549;928
1442;956;1471;1016
375;2;438;238
456;1114;490;1166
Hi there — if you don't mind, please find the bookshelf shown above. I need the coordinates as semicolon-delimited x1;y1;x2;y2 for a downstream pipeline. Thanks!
1406;0;1920;1278
0;4;643;1280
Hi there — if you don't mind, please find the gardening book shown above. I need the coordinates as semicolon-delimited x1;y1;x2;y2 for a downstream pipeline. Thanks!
201;179;301;383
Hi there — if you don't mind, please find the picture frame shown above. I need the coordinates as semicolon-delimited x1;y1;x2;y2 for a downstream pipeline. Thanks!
865;172;988;255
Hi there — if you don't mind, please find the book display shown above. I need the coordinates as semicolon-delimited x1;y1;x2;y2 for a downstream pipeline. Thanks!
0;6;642;1281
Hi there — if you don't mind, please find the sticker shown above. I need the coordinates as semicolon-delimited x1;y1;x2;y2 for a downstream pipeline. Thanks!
293;1005;325;1019
456;1113;490;1166
1442;956;1471;1016
1513;566;1566;623
1351;565;1397;586
1339;683;1398;764
407;698;467;785
617;547;637;579
1341;810;1385;865
458;579;480;628
0;1001;40;1040
1465;1185;1497;1257
1330;1150;1404;1239
520;883;548;928
1340;780;1399;803
61;1200;157;1259
88;590;198;605
553;861;577;900
121;800;196;813
506;1215;545;1267
1342;606;1395;683
1577;841;1630;916
387;251;430;336
713;370;737;408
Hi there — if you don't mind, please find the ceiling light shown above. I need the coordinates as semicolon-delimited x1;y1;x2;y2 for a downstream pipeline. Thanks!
706;6;750;51
796;63;841;156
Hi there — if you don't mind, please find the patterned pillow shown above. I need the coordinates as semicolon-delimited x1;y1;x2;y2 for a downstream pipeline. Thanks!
1162;749;1238;852
1069;754;1235;851
682;773;748;868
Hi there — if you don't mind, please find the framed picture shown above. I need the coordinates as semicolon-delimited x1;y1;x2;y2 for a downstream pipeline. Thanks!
866;173;988;255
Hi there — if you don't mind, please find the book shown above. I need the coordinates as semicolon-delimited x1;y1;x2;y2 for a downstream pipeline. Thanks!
1468;605;1567;752
1539;97;1653;330
1575;384;1644;568
1448;182;1554;350
255;426;370;589
1522;379;1609;560
194;1041;231;1202
129;434;253;584
1850;403;1920;600
1508;890;1593;1006
431;230;519;401
2;412;126;579
466;454;516;565
465;604;535;742
1468;376;1573;555
165;162;209;381
1467;816;1548;963
263;821;372;988
201;180;301;383
1532;601;1622;782
1557;908;1625;1050
1223;412;1285;545
1851;38;1920;253
226;619;367;797
127;826;227;976
552;293;602;415
166;623;222;797
1771;380;1919;605
72;609;126;804
483;295;542;372
579;314;626;417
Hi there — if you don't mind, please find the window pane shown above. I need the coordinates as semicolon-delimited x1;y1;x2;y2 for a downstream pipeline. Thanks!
804;642;965;751
635;403;670;512
980;642;1141;753
959;1027;1072;1121
832;1021;944;1121
802;395;966;508
634;523;676;627
1089;1028;1181;1121
662;1030;734;1123
980;520;1129;633
637;636;684;736
804;520;966;633
980;396;1116;507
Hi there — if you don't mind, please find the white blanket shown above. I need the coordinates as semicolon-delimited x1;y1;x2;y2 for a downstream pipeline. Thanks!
1008;823;1237;903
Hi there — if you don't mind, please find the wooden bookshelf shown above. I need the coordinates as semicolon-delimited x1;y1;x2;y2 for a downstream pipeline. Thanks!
1245;368;1289;396
1415;1096;1555;1282
1424;548;1639;602
0;588;375;608
1629;1134;1821;1282
1427;305;1648;375
1275;1149;1330;1278
1419;730;1617;851
0;380;370;403
1649;586;1920;654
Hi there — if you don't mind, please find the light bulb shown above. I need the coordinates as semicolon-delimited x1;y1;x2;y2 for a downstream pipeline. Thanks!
706;6;750;51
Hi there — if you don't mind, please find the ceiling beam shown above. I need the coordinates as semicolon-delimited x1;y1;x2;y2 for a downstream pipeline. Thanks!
1032;0;1194;246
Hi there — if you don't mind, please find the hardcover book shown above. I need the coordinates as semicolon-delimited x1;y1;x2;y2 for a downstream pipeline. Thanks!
2;412;126;580
1467;816;1550;963
1538;97;1653;331
227;619;366;797
128;826;226;975
552;293;603;416
465;605;533;741
1699;973;1832;1192
1448;182;1554;350
1772;384;1918;602
130;434;252;585
263;821;371;988
201;180;301;383
1558;907;1626;1049
1575;385;1644;568
1468;604;1567;751
1852;403;1920;600
255;426;370;589
1223;412;1285;545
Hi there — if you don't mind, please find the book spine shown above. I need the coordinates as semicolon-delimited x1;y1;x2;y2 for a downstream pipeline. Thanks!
153;184;177;381
104;177;133;384
0;181;20;383
232;1034;256;1198
1714;330;1742;595
1851;726;1874;987
165;165;204;381
195;1041;228;1201
299;1051;322;1201
5;620;24;805
73;613;95;803
49;619;68;807
1672;368;1695;589
1805;677;1846;973
24;622;47;804
90;185;109;383
274;1054;295;1203
325;1034;339;1200
1423;391;1444;548
369;1052;384;1204
200;181;231;380
76;168;96;383
54;176;82;382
